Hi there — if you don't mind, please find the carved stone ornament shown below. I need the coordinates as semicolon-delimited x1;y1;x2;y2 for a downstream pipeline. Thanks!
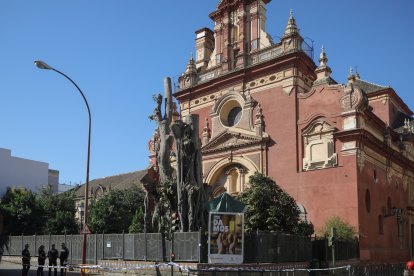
202;118;211;145
255;104;263;137
339;83;369;112
302;120;337;171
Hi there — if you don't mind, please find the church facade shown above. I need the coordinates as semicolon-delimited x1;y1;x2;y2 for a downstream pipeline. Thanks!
173;0;414;261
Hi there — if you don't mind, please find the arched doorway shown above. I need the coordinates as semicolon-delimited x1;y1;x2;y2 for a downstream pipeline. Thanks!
204;156;260;198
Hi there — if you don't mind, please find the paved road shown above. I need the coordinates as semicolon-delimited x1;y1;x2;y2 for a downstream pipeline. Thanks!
0;259;79;276
1;259;38;276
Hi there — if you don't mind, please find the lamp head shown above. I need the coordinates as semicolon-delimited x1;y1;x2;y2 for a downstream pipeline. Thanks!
34;60;53;70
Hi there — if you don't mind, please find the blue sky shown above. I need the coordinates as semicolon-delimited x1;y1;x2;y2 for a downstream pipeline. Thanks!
1;1;413;185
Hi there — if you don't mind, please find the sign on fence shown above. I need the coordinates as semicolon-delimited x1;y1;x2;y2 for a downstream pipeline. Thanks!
208;212;244;264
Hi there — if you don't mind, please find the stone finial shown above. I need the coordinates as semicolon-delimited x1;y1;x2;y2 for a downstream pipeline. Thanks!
179;56;198;88
284;9;299;36
319;46;327;67
355;67;360;80
184;56;197;75
347;66;356;84
404;119;409;130
314;46;332;82
403;118;414;133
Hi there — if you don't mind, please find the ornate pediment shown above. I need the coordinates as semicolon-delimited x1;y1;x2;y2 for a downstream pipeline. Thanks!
201;129;268;154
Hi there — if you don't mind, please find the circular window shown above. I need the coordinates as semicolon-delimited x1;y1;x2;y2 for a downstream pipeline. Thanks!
228;107;242;126
219;100;242;127
365;189;371;213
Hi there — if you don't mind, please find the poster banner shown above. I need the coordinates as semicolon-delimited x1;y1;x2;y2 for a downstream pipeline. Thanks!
208;212;244;264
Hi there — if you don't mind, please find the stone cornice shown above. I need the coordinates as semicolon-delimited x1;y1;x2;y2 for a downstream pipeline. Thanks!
335;128;414;169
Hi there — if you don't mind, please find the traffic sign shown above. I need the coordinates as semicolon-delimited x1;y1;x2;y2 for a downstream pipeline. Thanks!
81;224;92;234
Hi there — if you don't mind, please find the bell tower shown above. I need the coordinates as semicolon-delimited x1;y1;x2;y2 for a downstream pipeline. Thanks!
208;0;273;72
179;0;275;90
209;0;271;72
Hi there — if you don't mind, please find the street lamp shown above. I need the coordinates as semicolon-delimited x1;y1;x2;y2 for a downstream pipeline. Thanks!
34;60;92;269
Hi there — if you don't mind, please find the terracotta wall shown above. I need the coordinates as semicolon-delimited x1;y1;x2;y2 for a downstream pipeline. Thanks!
252;86;298;180
358;161;410;261
370;98;390;126
248;84;360;231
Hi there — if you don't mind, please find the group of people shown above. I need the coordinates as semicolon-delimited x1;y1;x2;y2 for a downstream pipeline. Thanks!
21;243;69;276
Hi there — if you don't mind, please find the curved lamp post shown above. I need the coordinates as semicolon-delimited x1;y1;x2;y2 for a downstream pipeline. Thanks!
34;60;91;269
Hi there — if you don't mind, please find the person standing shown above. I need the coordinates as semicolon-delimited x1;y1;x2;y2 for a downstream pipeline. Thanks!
59;243;69;276
21;244;31;276
37;245;46;276
47;244;58;276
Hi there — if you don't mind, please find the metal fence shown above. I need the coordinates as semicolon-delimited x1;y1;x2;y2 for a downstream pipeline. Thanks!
244;231;312;263
3;232;201;264
312;238;359;262
3;232;360;266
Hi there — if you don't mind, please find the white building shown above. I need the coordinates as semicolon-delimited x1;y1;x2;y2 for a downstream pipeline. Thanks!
0;148;59;196
58;183;76;193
